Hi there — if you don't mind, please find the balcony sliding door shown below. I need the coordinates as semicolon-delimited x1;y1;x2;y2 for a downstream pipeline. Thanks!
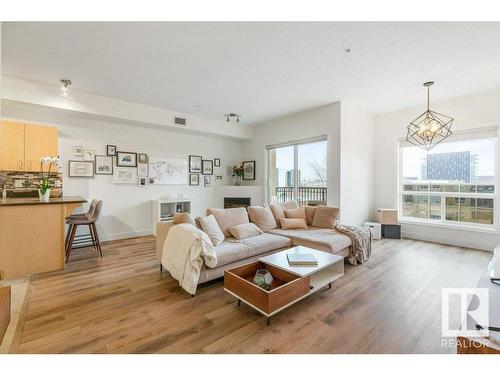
267;137;327;206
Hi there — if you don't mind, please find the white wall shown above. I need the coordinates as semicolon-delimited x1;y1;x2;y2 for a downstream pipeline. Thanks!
2;101;245;241
374;89;500;250
340;102;375;225
242;103;342;208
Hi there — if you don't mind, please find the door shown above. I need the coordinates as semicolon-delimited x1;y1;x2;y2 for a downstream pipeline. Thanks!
24;124;58;172
0;120;25;171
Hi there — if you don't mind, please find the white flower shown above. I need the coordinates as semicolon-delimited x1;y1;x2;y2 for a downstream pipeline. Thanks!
51;157;61;166
40;156;52;164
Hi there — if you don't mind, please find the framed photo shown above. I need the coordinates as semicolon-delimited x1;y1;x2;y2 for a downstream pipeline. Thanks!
106;145;117;156
138;153;148;163
214;158;221;167
116;151;137;167
215;175;223;182
202;159;213;175
138;177;147;186
189;174;199;186
243;160;256;180
73;146;84;157
204;175;211;187
95;155;113;175
113;167;137;184
84;149;95;161
137;163;148;177
189;155;202;173
68;160;94;178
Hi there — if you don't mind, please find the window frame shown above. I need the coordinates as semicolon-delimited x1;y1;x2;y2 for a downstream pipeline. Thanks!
397;131;498;231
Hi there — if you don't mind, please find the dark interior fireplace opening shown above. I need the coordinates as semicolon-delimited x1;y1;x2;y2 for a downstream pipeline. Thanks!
224;197;251;209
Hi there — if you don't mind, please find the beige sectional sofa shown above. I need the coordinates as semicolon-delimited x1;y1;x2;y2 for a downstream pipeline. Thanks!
156;202;352;285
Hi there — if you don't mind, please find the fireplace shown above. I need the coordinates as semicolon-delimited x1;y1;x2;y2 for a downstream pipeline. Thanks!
224;197;251;209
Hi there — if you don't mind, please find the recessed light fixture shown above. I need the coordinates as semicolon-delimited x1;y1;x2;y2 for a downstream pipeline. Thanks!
225;113;241;123
344;48;351;53
60;79;72;96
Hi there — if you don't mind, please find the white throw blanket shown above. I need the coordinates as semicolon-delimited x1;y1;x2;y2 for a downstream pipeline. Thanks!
162;223;217;295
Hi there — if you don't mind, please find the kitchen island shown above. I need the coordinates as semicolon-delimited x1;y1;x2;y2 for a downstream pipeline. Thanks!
0;196;86;279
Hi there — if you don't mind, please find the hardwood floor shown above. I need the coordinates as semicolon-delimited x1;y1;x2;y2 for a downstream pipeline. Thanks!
11;236;491;354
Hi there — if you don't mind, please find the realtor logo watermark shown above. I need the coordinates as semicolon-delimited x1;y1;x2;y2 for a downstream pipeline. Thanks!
441;288;489;347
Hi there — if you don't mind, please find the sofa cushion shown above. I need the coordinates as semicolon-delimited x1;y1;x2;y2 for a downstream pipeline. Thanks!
269;204;286;228
239;233;291;258
282;201;298;209
284;207;306;219
214;240;251;267
268;227;351;254
280;218;308;229
305;206;316;225
228;223;263;240
312;206;340;229
198;215;225;246
206;207;250;237
173;212;196;226
247;206;277;232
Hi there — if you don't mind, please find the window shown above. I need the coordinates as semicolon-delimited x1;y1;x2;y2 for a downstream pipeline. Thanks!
399;136;496;226
267;137;327;205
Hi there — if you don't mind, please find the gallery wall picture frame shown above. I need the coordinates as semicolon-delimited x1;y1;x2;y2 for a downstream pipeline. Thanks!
137;163;148;177
68;160;94;178
189;155;202;173
215;175;223;182
138;153;148;163
189;174;199;186
84;149;95;161
116;151;138;167
202;159;213;175
73;146;84;157
204;175;211;187
138;177;147;186
242;160;256;180
107;145;117;156
214;158;221;167
95;155;113;175
113;167;138;184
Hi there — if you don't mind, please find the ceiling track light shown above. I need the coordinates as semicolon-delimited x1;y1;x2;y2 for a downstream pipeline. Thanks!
225;113;241;123
60;79;72;95
405;81;454;151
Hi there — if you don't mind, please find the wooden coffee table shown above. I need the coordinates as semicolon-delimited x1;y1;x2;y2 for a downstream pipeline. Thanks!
224;246;344;325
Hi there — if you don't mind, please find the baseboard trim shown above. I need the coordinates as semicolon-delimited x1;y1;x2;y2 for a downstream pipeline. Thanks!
101;229;154;242
402;231;493;251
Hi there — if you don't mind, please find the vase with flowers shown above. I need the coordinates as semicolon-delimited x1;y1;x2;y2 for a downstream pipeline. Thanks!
232;163;244;186
39;156;60;201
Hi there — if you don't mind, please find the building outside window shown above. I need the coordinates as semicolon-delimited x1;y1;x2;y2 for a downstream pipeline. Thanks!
399;134;496;227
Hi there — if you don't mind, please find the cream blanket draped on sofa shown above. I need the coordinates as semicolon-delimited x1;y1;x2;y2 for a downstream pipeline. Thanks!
162;223;217;295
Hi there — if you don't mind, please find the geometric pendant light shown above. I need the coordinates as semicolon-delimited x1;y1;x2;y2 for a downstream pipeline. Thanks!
406;81;453;151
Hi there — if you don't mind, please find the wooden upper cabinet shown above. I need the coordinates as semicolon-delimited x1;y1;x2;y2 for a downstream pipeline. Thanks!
0;121;25;171
24;124;58;172
0;121;58;172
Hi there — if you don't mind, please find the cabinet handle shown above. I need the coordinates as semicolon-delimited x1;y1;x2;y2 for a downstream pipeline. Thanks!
18;160;22;170
28;160;31;170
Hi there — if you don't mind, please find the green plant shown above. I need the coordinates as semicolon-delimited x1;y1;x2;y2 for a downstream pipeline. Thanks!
232;163;244;178
39;156;60;195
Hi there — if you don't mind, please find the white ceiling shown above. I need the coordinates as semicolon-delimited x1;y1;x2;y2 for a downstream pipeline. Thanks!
3;22;500;125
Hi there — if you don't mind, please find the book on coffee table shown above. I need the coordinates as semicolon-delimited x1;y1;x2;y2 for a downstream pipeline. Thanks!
287;252;318;266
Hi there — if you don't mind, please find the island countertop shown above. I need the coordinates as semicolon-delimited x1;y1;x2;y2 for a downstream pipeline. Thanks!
0;196;87;207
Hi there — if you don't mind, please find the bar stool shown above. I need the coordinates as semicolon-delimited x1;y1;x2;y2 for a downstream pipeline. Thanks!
65;200;103;263
64;199;98;250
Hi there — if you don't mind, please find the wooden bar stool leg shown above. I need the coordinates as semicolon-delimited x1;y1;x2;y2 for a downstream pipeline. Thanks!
88;224;98;252
64;224;73;255
65;224;78;263
92;223;103;257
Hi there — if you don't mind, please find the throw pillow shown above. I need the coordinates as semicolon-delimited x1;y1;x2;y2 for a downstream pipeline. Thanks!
228;223;263;240
305;206;317;225
206;207;250;237
172;212;196;226
269;204;286;228
284;207;306;219
282;200;299;209
311;206;340;229
198;215;225;246
279;218;308;230
247;206;277;232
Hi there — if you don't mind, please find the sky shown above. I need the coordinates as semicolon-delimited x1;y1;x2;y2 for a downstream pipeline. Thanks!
402;138;495;179
274;141;327;181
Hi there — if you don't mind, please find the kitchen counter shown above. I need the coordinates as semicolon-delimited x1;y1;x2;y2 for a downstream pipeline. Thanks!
0;196;86;207
0;196;86;279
